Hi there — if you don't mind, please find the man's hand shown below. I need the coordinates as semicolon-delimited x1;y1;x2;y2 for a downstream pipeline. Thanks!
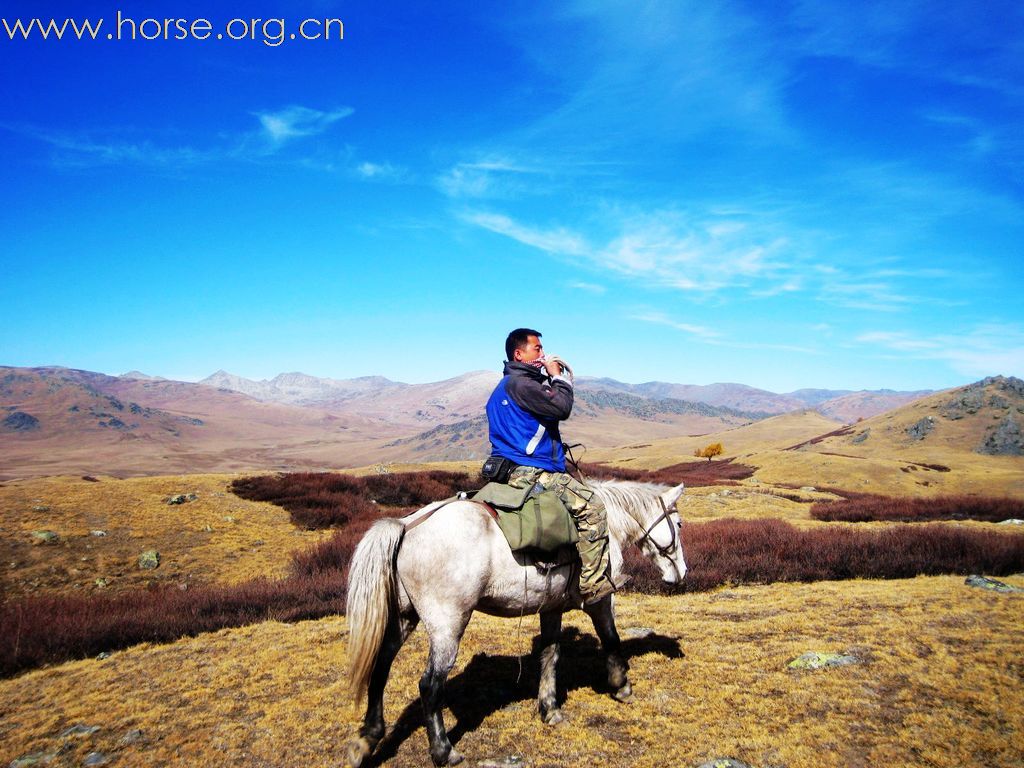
543;355;572;379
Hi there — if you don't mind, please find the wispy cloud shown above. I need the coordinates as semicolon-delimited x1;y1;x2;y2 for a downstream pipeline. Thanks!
569;281;606;294
464;207;795;295
438;157;550;199
629;311;720;340
3;104;355;169
355;160;409;182
855;325;1024;378
631;309;818;354
254;105;353;145
463;211;588;256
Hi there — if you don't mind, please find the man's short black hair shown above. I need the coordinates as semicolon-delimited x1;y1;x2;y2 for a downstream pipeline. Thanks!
506;328;542;361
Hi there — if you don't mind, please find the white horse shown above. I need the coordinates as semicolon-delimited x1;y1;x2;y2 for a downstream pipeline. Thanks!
345;479;687;767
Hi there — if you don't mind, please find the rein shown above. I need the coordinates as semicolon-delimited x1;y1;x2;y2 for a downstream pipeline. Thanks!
402;496;496;533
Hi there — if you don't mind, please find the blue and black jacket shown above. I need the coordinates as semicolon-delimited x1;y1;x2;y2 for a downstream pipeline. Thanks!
486;361;574;472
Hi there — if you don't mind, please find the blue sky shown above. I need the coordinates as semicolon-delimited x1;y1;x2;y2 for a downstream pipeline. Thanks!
1;0;1021;392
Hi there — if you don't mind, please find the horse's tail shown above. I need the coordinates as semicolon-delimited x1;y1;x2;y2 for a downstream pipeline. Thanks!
346;518;405;704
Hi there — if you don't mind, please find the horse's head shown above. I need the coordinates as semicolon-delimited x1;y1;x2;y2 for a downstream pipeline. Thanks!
635;482;687;585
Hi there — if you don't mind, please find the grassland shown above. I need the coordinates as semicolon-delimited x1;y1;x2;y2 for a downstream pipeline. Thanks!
1;575;1021;768
2;415;1023;768
0;473;333;600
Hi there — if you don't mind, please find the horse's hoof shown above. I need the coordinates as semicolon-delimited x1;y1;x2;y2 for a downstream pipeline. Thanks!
345;737;373;768
543;709;565;725
613;683;633;703
447;748;465;765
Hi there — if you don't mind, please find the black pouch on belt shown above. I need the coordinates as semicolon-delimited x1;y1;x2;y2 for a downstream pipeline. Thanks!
481;455;516;484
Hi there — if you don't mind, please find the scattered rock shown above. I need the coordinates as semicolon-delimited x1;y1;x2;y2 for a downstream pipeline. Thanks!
32;505;50;512
906;416;934;440
851;429;870;444
58;724;100;739
31;530;60;544
965;575;1023;593
977;414;1023;456
138;550;160;570
2;411;40;431
478;757;526;768
117;730;144;746
167;494;187;505
8;751;56;767
624;627;656;639
998;519;1024;525
90;530;107;537
83;753;108;766
696;759;754;768
787;651;859;670
94;578;108;588
799;486;817;492
96;652;111;660
187;492;199;501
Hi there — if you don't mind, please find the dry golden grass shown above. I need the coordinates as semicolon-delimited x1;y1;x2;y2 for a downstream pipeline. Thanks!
1;575;1021;768
0;474;333;600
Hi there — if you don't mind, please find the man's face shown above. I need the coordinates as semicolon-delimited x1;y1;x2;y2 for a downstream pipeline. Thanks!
514;335;544;363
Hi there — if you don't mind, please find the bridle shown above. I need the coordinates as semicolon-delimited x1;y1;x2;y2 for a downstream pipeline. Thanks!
635;496;682;559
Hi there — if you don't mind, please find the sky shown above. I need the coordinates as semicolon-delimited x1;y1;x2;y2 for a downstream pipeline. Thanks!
1;0;1021;393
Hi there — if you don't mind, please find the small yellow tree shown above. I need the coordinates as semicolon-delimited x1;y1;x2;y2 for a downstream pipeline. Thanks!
694;442;724;462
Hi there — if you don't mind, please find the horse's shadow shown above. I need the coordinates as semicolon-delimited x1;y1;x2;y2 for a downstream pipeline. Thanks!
364;627;684;766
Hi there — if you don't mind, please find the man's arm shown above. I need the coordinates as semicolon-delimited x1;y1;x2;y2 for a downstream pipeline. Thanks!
506;373;574;421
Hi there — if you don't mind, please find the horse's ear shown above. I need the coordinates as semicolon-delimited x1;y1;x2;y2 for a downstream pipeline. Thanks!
660;483;685;510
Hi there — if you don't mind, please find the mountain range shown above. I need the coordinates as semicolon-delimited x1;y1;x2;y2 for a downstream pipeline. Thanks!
0;364;937;479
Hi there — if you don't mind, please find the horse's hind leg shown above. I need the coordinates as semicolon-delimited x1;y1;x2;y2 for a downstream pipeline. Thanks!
348;611;418;767
419;612;471;766
537;610;565;724
586;598;632;702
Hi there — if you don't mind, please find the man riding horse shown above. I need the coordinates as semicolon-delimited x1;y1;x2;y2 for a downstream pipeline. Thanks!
484;328;617;605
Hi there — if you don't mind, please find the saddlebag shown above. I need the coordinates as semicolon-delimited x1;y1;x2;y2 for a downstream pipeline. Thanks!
473;481;579;553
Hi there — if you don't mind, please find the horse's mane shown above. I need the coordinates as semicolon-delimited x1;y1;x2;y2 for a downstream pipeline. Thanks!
588;479;670;543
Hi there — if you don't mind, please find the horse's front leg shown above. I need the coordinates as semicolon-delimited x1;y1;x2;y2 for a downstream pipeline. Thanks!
585;596;632;702
537;610;564;724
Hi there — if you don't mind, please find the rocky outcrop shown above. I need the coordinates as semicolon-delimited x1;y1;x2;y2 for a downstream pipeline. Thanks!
943;375;1024;420
2;410;40;431
906;416;934;440
978;414;1023;456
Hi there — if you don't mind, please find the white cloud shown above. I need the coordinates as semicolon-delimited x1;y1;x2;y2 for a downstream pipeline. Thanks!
855;325;1024;378
631;310;818;354
630;311;720;340
355;161;407;181
254;105;353;145
438;157;547;199
569;281;606;294
462;211;588;256
464;207;795;295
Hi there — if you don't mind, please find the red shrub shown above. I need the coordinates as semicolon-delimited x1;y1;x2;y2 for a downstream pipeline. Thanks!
811;493;1024;523
580;459;755;487
624;518;1024;594
231;470;481;529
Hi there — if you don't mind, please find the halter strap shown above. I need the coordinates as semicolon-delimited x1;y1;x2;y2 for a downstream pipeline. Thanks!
635;496;678;557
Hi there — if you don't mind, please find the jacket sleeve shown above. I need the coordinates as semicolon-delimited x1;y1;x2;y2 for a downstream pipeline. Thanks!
506;373;574;421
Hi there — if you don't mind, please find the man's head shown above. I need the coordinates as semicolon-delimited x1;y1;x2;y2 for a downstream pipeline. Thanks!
505;328;544;363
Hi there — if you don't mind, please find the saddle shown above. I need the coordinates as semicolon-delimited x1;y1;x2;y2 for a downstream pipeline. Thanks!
472;482;580;554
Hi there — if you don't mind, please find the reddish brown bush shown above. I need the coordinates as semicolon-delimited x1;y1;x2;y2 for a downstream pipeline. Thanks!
581;459;756;487
231;470;481;529
625;518;1024;594
811;494;1024;523
0;572;346;679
